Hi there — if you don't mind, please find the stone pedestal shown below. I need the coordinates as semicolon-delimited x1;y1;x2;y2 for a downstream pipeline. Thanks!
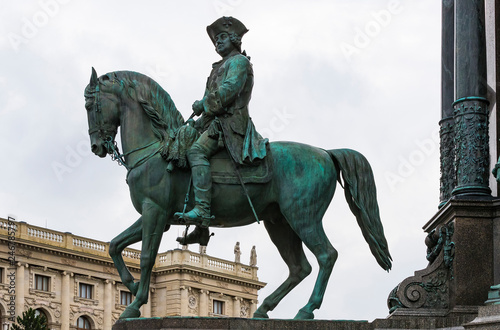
464;304;500;329
112;317;372;330
388;198;500;325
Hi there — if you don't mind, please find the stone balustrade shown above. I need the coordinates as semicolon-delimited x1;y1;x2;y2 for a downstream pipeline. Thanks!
0;218;258;279
156;249;259;280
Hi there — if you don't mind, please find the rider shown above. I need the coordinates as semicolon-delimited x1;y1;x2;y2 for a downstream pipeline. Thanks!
175;17;267;236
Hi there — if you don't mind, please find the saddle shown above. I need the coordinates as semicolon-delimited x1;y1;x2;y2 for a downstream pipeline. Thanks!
160;125;272;185
210;147;272;184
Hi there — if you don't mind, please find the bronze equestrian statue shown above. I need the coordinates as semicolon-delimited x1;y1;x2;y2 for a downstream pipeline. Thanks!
84;16;392;320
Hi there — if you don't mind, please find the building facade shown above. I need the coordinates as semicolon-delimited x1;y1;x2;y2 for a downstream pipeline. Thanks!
0;217;265;329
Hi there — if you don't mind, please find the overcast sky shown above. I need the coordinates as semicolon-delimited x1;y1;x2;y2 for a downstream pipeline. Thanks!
1;0;441;322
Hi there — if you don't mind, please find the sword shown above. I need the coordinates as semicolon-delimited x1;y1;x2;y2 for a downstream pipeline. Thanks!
216;117;261;224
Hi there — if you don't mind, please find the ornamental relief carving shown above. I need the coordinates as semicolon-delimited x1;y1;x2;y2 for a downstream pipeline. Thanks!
240;300;249;317
74;296;99;306
190;275;202;283
103;266;116;274
188;293;198;313
16;248;33;258
61;258;77;266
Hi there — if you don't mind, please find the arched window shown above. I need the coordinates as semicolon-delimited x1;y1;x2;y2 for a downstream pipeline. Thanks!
34;309;48;324
76;316;91;329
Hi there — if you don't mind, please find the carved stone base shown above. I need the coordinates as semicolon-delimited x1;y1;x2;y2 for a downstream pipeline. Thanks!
388;198;500;321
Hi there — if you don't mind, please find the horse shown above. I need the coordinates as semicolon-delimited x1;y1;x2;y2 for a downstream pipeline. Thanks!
84;68;392;320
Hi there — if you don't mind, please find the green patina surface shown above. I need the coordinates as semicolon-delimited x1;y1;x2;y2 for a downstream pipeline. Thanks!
84;16;391;321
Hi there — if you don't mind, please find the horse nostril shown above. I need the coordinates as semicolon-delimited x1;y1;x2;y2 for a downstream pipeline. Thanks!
91;144;98;153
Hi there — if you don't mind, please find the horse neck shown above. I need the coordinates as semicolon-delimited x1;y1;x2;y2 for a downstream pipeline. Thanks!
119;101;159;165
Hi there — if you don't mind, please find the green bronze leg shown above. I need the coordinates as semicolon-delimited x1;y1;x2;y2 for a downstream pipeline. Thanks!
120;200;167;319
109;219;143;295
289;218;338;320
253;216;312;319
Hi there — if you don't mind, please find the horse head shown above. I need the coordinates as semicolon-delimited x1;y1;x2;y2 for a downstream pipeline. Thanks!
84;67;123;158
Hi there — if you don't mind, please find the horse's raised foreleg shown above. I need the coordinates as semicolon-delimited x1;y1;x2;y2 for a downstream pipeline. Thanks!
110;217;171;297
120;200;167;319
253;217;312;319
109;219;143;295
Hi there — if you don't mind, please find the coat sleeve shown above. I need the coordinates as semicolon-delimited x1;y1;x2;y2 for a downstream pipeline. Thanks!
204;56;249;115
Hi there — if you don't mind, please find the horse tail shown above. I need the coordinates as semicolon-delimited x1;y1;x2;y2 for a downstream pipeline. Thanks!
327;148;392;271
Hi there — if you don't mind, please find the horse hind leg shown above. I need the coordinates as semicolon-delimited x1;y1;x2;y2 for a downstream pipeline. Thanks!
288;216;338;320
253;215;312;318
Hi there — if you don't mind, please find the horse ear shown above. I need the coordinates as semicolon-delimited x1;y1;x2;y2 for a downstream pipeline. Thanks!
90;67;98;88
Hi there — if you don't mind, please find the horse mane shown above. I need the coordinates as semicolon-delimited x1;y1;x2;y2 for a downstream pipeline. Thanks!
104;71;184;141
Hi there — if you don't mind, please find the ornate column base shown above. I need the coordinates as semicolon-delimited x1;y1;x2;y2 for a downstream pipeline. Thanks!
388;198;500;326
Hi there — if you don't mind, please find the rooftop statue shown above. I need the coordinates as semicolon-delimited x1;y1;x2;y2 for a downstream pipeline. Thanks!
84;16;392;320
250;245;257;266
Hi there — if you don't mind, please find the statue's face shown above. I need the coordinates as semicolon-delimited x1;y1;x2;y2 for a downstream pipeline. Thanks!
215;32;235;57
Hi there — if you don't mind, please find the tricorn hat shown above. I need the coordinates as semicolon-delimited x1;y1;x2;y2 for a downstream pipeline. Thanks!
207;16;248;45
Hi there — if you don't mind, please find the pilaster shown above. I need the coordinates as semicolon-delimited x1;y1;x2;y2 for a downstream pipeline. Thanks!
233;297;241;317
103;280;112;330
61;271;71;330
199;290;209;316
15;263;25;319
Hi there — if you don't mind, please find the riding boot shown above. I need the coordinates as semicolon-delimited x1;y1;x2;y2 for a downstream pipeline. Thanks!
176;226;213;246
174;165;213;228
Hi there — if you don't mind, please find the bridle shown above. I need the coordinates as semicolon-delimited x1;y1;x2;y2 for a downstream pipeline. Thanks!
88;76;162;174
87;78;127;168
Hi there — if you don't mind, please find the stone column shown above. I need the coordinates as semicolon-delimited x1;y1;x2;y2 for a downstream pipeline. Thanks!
232;297;241;317
103;280;112;330
60;272;70;330
439;0;456;207
15;263;24;319
453;0;491;197
250;300;257;318
199;290;209;316
180;286;189;316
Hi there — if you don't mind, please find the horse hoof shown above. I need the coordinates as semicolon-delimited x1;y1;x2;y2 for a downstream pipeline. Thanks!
294;309;314;320
252;310;269;319
119;306;141;319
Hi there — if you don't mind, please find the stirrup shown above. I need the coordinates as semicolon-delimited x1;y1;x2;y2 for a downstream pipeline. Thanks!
174;211;214;228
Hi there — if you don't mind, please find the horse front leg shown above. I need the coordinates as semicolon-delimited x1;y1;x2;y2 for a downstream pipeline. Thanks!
120;200;167;319
109;218;143;295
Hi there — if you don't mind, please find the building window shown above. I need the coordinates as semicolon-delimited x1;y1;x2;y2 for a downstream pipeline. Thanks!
79;283;93;299
120;291;132;306
76;316;91;329
213;300;224;315
0;267;3;283
35;274;50;291
34;309;48;324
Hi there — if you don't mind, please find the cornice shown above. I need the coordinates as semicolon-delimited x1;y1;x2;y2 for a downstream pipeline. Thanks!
154;265;266;289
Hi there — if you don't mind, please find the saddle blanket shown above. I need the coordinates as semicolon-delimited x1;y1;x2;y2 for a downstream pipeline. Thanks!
210;148;273;185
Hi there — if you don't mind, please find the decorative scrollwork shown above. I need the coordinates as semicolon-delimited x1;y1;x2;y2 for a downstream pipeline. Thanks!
388;222;454;313
400;282;427;309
